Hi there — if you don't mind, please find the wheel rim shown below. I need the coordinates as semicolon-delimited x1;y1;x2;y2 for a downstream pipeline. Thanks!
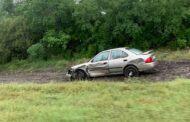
128;71;134;77
126;68;137;77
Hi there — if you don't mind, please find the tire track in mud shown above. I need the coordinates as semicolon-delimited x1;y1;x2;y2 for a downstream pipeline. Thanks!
0;61;190;83
141;61;190;81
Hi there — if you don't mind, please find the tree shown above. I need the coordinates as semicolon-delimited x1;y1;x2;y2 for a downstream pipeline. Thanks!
0;16;31;61
0;0;190;63
1;0;15;14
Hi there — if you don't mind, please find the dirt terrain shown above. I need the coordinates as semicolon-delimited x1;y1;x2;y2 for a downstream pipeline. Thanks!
0;61;190;83
142;61;190;81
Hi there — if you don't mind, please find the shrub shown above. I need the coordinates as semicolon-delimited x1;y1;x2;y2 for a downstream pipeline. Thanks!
0;48;11;64
27;43;46;60
168;39;187;50
176;39;187;49
0;16;32;61
184;28;190;46
41;30;71;56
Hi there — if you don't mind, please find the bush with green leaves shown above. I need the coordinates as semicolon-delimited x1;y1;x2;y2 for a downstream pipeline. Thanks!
0;0;190;63
177;39;187;49
41;30;71;56
168;39;187;50
27;43;46;60
0;48;11;64
0;16;32;61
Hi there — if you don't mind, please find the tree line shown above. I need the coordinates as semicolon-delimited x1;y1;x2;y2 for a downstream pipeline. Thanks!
0;0;190;63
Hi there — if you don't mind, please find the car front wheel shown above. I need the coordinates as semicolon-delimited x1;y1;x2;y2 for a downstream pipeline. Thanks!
124;66;139;77
74;70;87;80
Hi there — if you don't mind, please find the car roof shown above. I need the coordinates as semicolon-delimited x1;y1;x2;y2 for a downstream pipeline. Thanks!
104;47;128;52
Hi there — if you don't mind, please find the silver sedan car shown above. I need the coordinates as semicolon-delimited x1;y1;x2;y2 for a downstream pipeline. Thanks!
66;47;157;80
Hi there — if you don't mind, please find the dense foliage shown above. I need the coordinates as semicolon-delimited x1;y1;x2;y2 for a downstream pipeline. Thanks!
0;0;190;63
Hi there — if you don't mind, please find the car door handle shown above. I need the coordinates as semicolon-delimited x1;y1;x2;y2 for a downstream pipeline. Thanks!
103;62;108;64
123;59;128;62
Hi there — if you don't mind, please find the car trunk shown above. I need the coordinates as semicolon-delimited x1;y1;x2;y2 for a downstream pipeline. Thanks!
142;50;156;62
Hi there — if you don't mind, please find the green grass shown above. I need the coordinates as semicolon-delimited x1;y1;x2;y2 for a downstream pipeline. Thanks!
0;79;190;122
155;49;190;61
0;59;69;72
0;58;88;72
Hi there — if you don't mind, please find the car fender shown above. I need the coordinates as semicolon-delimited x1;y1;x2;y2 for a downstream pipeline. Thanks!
74;65;90;77
123;58;144;71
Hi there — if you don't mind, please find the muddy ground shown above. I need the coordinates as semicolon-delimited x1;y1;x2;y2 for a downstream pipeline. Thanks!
0;61;190;83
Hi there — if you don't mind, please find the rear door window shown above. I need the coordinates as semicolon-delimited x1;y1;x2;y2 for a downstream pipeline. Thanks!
111;50;128;60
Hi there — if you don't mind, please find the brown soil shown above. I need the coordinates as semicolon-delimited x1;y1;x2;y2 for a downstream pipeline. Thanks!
141;61;190;81
0;61;190;83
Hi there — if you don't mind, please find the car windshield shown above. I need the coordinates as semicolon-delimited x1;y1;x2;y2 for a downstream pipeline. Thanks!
128;48;143;55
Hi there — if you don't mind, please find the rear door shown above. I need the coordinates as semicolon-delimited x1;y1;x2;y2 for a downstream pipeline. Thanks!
87;51;110;77
108;50;129;74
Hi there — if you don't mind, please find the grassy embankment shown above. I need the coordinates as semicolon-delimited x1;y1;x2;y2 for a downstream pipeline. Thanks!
0;58;88;72
0;49;190;72
0;79;189;122
155;49;190;61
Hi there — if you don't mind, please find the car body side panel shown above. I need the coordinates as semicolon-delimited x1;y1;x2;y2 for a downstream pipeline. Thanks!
108;58;128;74
123;58;145;71
87;61;109;77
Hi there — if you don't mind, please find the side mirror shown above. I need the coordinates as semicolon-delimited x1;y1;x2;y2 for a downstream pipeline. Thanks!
89;59;94;63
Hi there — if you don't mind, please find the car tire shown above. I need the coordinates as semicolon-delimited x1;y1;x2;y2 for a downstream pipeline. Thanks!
124;66;139;77
75;70;87;80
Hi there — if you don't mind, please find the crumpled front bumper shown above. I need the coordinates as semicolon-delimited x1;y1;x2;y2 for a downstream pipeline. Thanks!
66;70;77;80
66;70;73;78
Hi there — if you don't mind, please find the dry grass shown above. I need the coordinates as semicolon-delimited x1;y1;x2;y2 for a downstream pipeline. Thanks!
155;49;190;61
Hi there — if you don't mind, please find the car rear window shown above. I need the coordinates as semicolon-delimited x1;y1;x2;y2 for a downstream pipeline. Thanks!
128;48;143;55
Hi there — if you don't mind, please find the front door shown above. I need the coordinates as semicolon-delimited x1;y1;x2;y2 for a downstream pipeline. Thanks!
87;51;110;77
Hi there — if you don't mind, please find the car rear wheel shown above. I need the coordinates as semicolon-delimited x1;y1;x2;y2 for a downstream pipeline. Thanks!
124;66;139;77
75;70;87;80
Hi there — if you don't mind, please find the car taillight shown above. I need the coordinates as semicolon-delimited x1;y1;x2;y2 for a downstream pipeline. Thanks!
145;57;153;63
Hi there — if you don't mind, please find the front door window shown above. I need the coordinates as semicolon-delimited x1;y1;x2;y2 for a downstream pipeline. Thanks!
93;51;110;62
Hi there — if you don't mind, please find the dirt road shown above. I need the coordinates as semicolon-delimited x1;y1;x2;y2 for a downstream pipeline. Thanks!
0;61;190;83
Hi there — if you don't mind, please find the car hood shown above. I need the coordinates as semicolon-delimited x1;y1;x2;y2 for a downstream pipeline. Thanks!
71;62;88;70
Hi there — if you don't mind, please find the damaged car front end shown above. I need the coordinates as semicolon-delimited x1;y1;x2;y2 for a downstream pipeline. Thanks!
66;63;89;80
